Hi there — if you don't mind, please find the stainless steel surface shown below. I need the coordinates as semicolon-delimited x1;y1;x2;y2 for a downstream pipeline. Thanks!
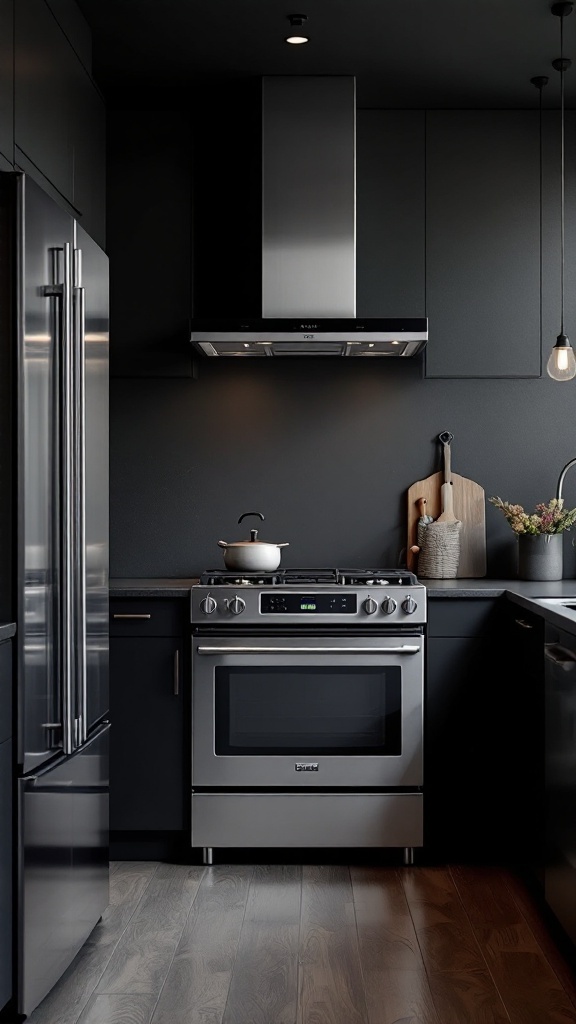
62;240;75;755
77;223;109;732
18;723;109;1018
2;173;111;1018
197;644;421;654
190;76;428;357
262;76;356;319
19;176;72;772
191;566;425;850
112;613;151;619
544;623;576;945
74;246;87;744
191;792;423;848
192;632;423;788
191;580;426;627
191;320;429;357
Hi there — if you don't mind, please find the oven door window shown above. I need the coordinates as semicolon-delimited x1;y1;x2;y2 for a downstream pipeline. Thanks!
214;666;401;756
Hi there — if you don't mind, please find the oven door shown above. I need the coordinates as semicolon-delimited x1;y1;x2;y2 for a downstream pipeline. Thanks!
192;634;423;788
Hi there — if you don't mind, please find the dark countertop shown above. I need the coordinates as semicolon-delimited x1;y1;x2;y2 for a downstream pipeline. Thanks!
109;576;576;634
0;622;16;642
111;576;576;599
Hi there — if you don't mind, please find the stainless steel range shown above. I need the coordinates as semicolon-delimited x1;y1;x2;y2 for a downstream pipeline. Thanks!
190;568;426;864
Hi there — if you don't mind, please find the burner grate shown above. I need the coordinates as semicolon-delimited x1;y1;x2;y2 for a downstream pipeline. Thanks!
199;567;419;587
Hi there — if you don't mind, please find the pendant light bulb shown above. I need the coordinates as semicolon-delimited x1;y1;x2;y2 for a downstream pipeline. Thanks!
547;334;576;380
547;2;574;380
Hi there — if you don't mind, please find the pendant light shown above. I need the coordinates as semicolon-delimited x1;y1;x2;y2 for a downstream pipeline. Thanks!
547;2;576;381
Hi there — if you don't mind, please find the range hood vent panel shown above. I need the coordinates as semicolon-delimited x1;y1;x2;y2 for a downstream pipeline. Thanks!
262;76;356;318
191;76;428;358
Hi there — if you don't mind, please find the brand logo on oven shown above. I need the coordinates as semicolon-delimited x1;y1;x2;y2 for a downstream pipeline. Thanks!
295;763;319;771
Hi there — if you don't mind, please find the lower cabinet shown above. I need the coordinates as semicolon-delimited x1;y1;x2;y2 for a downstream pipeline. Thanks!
425;597;522;861
0;638;12;1015
109;599;188;851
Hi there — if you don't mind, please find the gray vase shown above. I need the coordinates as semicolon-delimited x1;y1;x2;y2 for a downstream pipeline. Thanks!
517;532;563;581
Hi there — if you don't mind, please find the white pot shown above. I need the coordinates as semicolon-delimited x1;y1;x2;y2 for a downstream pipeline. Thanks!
217;537;289;571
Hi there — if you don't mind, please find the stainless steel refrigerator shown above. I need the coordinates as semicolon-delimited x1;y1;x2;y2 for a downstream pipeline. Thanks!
0;171;110;1018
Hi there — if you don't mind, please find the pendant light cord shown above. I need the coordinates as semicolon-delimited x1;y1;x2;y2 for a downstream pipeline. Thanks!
552;2;573;338
560;11;566;336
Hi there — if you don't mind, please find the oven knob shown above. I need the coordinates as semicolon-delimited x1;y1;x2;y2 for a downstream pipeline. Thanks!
363;597;378;615
381;597;397;615
200;595;217;615
402;596;417;614
227;595;246;616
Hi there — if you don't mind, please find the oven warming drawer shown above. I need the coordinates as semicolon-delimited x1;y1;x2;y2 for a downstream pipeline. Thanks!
191;792;423;848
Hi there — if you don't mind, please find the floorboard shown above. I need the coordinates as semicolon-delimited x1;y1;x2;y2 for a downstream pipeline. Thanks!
23;860;576;1024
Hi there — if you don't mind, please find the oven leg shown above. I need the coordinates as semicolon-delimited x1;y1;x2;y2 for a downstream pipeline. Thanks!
403;846;414;866
203;847;213;865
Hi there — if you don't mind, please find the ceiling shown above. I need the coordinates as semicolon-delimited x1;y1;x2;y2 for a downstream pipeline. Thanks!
76;0;576;108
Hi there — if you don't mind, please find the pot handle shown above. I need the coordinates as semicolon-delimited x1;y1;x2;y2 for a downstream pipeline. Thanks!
238;511;265;524
217;540;228;548
276;543;290;547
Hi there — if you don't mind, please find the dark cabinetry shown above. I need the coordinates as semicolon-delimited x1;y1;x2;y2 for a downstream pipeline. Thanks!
13;0;105;246
0;639;12;1014
504;603;545;887
425;111;541;378
0;1;13;166
109;598;188;840
107;110;193;377
426;597;514;860
356;110;425;318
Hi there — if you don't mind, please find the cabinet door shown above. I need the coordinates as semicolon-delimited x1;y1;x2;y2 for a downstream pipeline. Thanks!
71;69;106;249
0;0;13;166
425;111;541;378
0;737;12;1013
15;0;75;203
426;598;509;859
110;635;185;831
107;110;193;377
0;640;11;745
356;110;425;317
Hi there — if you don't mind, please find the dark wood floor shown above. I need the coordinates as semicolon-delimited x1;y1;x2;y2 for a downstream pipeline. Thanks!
25;859;576;1024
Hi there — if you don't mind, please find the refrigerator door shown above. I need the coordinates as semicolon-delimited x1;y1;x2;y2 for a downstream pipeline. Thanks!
18;174;74;773
18;721;110;1018
74;225;109;739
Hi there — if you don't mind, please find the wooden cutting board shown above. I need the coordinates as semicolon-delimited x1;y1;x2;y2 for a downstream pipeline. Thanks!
407;470;487;577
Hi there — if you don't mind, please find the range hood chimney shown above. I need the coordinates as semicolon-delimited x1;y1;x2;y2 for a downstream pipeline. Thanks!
191;76;428;358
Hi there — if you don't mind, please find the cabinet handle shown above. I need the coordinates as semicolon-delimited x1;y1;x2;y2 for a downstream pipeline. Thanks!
174;649;180;696
515;618;534;630
112;613;151;619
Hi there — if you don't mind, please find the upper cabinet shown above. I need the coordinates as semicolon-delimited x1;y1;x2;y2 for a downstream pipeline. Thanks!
0;2;14;166
356;111;426;319
424;111;541;378
13;0;106;247
107;109;194;377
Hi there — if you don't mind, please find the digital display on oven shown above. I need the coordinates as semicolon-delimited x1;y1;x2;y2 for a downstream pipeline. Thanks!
260;593;358;614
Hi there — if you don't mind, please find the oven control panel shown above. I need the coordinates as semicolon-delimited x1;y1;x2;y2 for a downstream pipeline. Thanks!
192;585;426;626
261;593;357;614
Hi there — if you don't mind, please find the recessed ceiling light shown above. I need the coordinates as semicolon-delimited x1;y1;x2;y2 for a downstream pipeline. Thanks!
285;13;309;44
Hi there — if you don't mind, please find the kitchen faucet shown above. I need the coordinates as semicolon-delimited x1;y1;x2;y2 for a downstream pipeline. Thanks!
556;458;576;503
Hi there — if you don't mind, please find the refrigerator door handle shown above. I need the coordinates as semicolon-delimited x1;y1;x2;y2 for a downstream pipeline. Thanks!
73;246;87;745
61;240;75;755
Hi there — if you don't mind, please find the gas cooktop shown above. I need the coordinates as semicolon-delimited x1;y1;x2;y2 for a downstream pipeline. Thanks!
199;567;420;587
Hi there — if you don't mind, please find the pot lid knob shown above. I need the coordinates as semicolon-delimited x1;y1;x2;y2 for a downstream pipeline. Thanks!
250;529;259;542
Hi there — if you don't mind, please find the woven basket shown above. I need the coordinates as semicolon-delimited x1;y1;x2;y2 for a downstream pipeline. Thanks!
417;520;462;579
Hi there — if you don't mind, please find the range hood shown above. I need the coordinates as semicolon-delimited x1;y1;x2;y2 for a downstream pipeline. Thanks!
191;76;427;358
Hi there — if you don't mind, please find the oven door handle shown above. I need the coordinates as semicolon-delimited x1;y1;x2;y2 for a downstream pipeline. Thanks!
196;645;422;654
